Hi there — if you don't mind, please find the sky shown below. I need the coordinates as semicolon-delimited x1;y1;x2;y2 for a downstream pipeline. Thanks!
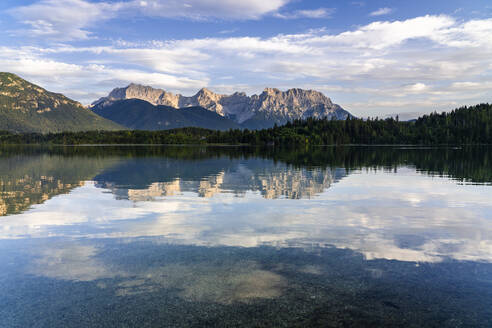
0;0;491;118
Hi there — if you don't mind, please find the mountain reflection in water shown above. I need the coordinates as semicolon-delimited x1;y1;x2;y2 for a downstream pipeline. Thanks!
0;146;491;264
95;158;345;200
1;145;491;214
1;146;492;327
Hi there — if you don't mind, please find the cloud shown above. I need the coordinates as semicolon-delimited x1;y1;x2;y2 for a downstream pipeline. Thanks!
1;15;491;115
219;28;238;34
0;47;208;102
132;0;290;20
370;7;394;16
8;0;291;40
275;8;335;19
449;81;492;91
8;0;121;41
405;83;428;93
318;15;457;50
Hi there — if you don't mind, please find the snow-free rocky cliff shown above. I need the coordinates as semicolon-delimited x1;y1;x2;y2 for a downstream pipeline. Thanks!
92;84;352;129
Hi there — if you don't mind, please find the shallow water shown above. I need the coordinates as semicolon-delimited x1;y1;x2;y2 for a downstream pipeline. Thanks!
0;146;491;327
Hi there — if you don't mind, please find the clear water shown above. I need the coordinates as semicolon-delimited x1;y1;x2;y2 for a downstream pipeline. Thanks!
0;146;491;327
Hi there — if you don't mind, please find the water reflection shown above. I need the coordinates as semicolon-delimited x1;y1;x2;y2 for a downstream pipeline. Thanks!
28;243;118;282
0;149;489;263
1;146;492;327
115;261;286;304
26;241;286;304
95;158;345;200
0;146;121;215
5;238;490;327
0;146;491;263
1;146;491;216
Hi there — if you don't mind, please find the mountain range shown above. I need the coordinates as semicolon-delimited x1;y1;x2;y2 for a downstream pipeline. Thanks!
93;99;240;131
92;83;351;129
0;72;352;133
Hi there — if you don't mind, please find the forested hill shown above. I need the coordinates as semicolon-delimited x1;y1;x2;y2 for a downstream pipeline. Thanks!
1;103;491;145
241;102;492;145
0;72;122;133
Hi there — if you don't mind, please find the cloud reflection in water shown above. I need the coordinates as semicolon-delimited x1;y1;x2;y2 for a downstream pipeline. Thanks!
1;164;490;264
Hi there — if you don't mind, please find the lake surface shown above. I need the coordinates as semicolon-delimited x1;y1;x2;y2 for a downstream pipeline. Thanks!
0;145;491;327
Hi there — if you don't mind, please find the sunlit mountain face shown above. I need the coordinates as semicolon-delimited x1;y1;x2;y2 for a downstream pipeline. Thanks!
1;146;491;326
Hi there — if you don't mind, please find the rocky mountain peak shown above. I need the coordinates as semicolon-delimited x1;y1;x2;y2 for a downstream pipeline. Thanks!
197;87;213;94
194;87;222;101
92;83;352;129
263;87;281;95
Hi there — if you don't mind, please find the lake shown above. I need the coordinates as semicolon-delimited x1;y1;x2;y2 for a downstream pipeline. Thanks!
0;145;491;327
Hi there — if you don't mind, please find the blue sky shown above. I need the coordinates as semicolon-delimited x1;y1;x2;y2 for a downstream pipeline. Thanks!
0;0;491;118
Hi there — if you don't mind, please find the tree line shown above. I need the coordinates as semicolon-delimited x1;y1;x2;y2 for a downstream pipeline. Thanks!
1;103;491;145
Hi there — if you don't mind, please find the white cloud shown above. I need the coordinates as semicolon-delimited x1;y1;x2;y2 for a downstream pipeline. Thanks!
405;83;428;93
275;8;335;19
370;7;394;17
8;0;291;41
1;15;492;115
450;81;492;91
313;15;457;50
8;0;121;41
218;28;238;34
0;47;207;103
132;0;290;20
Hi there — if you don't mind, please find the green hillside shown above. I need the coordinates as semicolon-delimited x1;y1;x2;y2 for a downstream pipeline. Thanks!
3;103;491;145
92;99;240;130
0;72;123;133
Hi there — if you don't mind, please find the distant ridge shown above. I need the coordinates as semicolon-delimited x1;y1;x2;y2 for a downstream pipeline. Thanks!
93;99;240;131
92;84;352;129
0;72;123;133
